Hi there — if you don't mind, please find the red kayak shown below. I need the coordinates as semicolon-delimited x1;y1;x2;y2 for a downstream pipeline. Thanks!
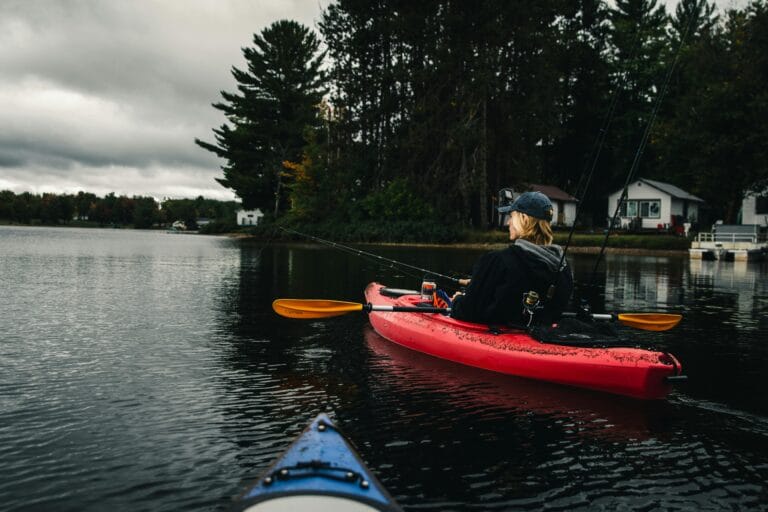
364;282;684;400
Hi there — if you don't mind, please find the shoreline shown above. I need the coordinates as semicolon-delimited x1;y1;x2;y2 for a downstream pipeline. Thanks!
230;234;689;257
360;242;689;257
0;225;689;256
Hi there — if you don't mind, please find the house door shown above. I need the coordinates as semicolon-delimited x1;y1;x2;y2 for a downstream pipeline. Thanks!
557;201;565;225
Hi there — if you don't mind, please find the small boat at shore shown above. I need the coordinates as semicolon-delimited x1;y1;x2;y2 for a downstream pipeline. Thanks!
234;413;402;511
365;282;684;400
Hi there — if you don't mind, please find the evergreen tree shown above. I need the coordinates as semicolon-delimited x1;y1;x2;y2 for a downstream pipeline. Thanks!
670;0;717;42
132;196;159;229
0;190;14;219
698;3;766;221
607;0;669;200
196;20;327;215
650;0;718;199
320;0;566;227
545;0;613;223
74;191;98;219
257;0;767;233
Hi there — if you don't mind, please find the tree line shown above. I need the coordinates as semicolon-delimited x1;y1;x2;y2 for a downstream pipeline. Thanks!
197;0;768;239
0;190;239;231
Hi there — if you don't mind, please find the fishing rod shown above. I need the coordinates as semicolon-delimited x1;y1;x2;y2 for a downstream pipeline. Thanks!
553;21;649;280
588;5;699;291
278;226;462;285
554;8;699;316
551;25;644;312
556;58;624;269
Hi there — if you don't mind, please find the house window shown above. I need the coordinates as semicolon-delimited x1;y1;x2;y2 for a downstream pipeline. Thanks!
618;200;637;217
640;200;660;218
618;199;660;218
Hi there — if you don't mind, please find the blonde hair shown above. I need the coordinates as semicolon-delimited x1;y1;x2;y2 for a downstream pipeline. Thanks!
511;211;553;245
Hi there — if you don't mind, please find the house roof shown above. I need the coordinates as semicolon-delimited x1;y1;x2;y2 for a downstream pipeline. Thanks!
527;184;578;202
639;179;704;202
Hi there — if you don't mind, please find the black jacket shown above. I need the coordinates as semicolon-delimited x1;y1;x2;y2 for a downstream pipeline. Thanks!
450;239;573;326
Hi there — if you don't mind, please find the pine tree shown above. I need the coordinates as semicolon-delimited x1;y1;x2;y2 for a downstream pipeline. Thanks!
650;0;718;198
606;0;670;196
670;0;717;42
546;0;613;222
196;20;326;214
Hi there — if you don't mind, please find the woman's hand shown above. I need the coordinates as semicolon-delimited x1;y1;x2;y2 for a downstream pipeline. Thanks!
451;291;465;301
457;278;471;286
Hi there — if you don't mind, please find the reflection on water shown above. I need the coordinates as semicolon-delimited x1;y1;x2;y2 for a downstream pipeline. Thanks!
688;258;768;329
1;227;767;511
364;326;668;443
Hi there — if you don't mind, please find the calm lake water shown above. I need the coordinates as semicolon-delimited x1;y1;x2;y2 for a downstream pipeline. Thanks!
1;226;767;511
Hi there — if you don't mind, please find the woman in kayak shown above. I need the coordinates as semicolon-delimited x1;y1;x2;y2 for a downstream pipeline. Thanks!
450;191;573;326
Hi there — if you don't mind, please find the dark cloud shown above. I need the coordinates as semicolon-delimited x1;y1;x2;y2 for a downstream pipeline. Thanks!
0;153;24;168
0;0;325;199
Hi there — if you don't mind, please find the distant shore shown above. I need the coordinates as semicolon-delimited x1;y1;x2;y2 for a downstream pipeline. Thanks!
1;223;692;256
230;233;690;257
357;241;688;256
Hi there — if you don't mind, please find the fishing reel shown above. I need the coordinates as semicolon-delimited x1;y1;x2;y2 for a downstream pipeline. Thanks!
576;297;592;321
522;290;544;327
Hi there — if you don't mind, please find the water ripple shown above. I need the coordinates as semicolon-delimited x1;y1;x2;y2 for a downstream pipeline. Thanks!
1;229;767;510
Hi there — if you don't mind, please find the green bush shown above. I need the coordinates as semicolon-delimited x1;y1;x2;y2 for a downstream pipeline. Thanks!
308;220;461;244
360;178;434;222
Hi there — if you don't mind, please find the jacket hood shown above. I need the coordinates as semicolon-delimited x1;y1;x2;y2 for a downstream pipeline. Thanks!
513;239;566;276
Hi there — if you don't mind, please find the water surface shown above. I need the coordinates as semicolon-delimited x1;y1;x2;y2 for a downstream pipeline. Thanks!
1;226;766;510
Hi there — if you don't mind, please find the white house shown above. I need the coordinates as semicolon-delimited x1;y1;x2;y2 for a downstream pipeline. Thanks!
607;178;704;230
740;189;768;226
236;208;264;226
498;184;578;227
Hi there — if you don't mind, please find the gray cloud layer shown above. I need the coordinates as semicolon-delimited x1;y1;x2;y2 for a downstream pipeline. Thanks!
0;0;324;200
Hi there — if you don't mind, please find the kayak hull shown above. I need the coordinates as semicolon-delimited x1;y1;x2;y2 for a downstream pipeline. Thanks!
365;282;683;400
237;414;401;511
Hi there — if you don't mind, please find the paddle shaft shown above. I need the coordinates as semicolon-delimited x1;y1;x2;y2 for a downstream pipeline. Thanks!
366;304;450;314
562;312;612;321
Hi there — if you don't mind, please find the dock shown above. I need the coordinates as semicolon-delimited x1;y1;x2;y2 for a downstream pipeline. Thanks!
689;224;767;261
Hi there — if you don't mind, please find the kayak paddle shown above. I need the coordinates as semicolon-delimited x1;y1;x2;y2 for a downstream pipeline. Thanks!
561;312;681;331
617;313;681;331
273;299;681;330
272;299;448;319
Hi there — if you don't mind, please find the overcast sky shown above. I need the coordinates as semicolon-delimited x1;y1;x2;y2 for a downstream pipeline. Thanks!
0;0;748;201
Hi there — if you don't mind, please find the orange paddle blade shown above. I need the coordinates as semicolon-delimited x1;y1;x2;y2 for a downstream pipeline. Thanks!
272;299;364;319
617;313;682;331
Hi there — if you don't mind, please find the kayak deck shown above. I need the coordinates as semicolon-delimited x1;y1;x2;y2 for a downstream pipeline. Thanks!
365;282;683;400
236;414;402;511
